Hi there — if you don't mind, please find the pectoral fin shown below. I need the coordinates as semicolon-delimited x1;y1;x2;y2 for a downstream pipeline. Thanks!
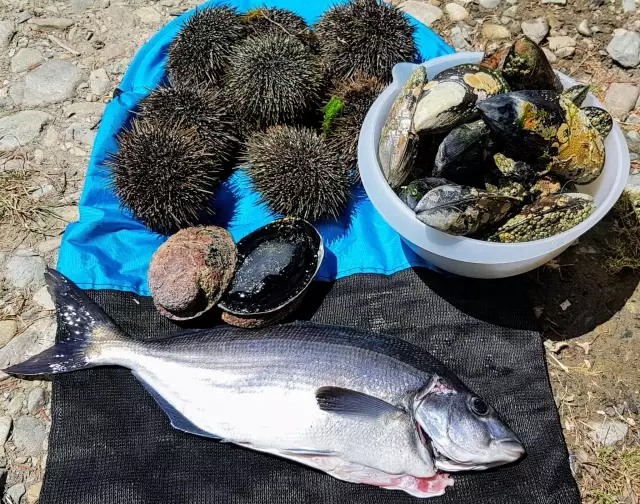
315;387;404;418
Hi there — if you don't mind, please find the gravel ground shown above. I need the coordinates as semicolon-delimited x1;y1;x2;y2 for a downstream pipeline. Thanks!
0;0;639;502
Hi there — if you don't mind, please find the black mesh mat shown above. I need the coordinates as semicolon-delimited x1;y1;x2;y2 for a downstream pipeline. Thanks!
40;268;580;504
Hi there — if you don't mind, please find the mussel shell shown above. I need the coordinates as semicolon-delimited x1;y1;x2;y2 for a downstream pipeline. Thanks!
478;90;565;161
502;35;563;92
379;66;427;189
433;120;490;188
398;177;450;210
563;84;590;106
528;177;575;199
218;218;323;316
480;42;511;70
582;106;613;137
434;64;510;100
493;152;546;184
415;184;516;236
489;193;596;243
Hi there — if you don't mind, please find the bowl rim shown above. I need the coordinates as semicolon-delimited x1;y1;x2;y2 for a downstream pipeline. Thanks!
358;51;631;265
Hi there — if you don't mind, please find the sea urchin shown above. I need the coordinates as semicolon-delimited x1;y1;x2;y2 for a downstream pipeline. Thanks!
245;126;351;221
167;5;245;87
108;118;223;235
225;34;323;130
242;7;315;46
315;0;417;83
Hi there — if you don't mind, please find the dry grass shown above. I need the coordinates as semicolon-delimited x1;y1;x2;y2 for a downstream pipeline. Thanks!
602;191;640;275
580;444;640;504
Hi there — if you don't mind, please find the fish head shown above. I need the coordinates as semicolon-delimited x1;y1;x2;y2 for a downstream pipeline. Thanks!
412;376;525;472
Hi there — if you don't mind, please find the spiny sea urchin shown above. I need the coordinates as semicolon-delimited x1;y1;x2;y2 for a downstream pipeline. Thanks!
245;126;351;221
108;118;223;235
315;0;417;83
242;7;316;46
224;34;323;131
323;74;386;182
138;84;239;167
167;5;245;87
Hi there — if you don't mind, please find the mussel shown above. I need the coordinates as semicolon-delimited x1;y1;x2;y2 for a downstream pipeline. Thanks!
489;193;595;242
480;42;511;70
378;66;427;189
412;64;509;135
398;177;449;210
492;152;546;185
414;184;517;236
501;35;563;92
218;218;323;328
563;84;590;106
582;106;613;137
528;177;575;199
433;120;491;188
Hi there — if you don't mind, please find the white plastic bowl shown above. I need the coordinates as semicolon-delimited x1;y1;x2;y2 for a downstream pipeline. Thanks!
358;51;630;279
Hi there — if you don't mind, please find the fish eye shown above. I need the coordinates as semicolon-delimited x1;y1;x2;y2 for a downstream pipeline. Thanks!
470;397;489;416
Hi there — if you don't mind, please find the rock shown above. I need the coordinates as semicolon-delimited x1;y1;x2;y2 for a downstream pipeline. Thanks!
54;205;79;222
623;0;637;12
399;1;443;26
450;25;472;50
588;421;629;446
62;101;105;120
22;60;85;106
28;17;74;29
577;20;592;36
479;0;501;8
33;149;44;165
0;321;18;348
105;5;136;28
521;18;549;44
101;43;124;61
445;3;469;21
607;30;640;68
542;0;566;3
135;6;163;24
542;47;558;63
30;183;56;198
6;483;25;504
7;392;25;415
0;417;12;445
32;286;54;311
89;68;110;96
548;35;577;51
0;111;51;151
10;48;44;73
1;159;28;172
482;23;511;40
503;5;519;17
27;388;46;414
4;250;46;289
26;482;42;504
555;46;575;58
16;12;32;24
65;123;96;146
12;417;46;456
0;21;16;49
0;317;56;381
627;130;640;154
605;83;640;117
37;236;62;254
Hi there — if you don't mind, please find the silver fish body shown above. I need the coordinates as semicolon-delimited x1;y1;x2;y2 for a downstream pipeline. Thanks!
5;269;525;498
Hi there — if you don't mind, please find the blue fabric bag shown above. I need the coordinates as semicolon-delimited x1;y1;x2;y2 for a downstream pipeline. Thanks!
56;0;454;295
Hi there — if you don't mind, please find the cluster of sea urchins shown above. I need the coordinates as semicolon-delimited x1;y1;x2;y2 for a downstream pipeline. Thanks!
110;1;417;235
380;35;612;243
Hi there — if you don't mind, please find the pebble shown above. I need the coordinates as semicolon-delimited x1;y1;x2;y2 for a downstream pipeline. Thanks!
65;123;97;146
0;21;16;49
399;1;443;26
587;420;629;446
479;0;501;8
90;68;110;96
542;47;558;62
16;12;32;24
6;483;25;504
445;3;469;21
62;101;106;120
0;321;18;347
37;236;62;254
32;286;55;311
135;6;163;24
607;29;640;67
4;250;46;289
483;23;511;39
10;48;44;73
0;110;52;151
548;35;577;51
605;83;640;117
623;0;637;12
503;5;519;17
21;60;86;106
26;482;42;504
43;126;59;147
577;19;592;36
0;317;55;381
555;46;576;58
30;183;56;198
450;25;472;50
7;392;25;415
0;417;12;445
12;417;46;456
27;388;46;414
627;130;640;154
28;17;74;29
521;18;550;44
101;43;125;61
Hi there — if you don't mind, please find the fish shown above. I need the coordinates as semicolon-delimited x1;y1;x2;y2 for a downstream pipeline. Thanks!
4;269;525;499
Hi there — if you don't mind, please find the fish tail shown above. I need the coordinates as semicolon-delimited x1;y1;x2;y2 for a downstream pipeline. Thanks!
3;268;129;376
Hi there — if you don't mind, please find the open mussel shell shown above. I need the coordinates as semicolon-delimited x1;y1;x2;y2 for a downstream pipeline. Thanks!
502;35;563;92
148;226;237;321
480;42;511;70
433;120;490;188
582;106;613;137
398;177;449;210
412;64;509;136
489;193;595;243
414;184;517;236
563;84;590;106
378;66;427;189
218;218;323;327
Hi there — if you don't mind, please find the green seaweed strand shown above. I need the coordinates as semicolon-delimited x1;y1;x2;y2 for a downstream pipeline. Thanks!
322;96;345;139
